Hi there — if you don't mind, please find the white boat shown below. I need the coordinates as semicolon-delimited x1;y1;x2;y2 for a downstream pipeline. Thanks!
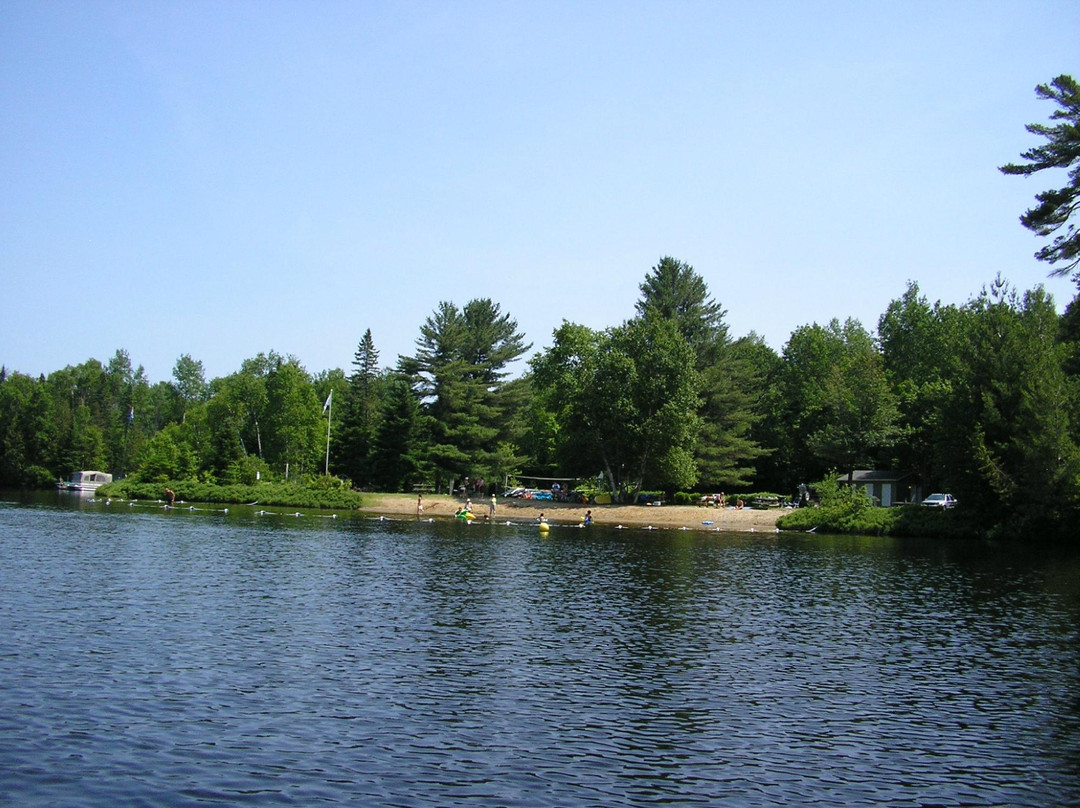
58;470;113;492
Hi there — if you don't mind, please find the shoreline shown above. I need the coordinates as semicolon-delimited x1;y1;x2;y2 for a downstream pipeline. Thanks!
359;494;783;532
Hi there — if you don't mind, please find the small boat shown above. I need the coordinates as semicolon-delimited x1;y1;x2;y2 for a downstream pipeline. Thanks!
58;470;113;492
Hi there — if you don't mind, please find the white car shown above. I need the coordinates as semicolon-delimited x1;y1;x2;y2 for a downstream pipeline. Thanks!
921;493;958;509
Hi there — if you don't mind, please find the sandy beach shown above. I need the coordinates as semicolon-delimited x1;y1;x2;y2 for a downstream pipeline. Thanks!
359;493;782;532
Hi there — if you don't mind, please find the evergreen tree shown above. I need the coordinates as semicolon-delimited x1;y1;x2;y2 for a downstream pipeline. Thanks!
698;334;776;489
636;256;728;350
1000;75;1080;280
400;299;529;488
0;372;57;486
341;329;382;485
938;278;1080;536
370;374;425;491
635;257;766;488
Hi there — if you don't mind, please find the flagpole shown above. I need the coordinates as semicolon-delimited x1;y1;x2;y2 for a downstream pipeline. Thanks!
324;391;332;475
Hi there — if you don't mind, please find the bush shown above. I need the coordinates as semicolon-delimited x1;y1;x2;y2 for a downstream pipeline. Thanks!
892;505;980;539
777;474;984;539
778;473;891;534
635;490;665;504
777;503;899;535
221;455;271;486
24;465;57;489
98;476;363;510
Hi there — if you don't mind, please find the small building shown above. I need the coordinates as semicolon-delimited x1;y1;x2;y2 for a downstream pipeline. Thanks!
837;470;920;507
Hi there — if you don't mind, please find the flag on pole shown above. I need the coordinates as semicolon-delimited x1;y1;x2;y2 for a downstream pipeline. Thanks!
323;390;332;414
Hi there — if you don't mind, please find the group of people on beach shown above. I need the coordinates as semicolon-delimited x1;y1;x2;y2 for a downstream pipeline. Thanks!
699;492;745;509
417;491;499;521
415;490;594;527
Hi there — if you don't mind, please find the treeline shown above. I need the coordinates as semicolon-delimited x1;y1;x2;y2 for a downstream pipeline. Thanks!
2;258;1079;540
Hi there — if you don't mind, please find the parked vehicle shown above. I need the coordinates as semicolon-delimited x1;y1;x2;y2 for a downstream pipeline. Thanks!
921;493;958;509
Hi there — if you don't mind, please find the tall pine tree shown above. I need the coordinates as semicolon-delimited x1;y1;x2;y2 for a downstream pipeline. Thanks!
635;257;767;488
341;329;382;486
399;299;529;489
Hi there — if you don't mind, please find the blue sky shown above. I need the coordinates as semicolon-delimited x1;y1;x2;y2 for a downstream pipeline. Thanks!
3;1;1078;384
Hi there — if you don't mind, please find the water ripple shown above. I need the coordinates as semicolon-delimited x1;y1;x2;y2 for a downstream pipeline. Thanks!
1;499;1078;806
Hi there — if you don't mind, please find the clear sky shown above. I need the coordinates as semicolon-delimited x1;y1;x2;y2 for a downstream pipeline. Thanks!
3;1;1078;384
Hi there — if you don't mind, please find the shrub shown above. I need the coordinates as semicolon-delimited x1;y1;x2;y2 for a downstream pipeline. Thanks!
98;476;363;510
777;474;984;539
24;465;56;489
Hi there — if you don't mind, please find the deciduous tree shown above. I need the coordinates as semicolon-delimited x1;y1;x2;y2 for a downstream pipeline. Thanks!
767;319;899;487
263;356;322;478
532;316;700;498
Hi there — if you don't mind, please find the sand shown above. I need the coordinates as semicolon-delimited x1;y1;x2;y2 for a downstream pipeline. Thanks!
359;493;782;532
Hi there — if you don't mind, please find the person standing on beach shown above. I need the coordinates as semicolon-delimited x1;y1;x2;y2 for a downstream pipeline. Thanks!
417;493;423;517
490;493;496;516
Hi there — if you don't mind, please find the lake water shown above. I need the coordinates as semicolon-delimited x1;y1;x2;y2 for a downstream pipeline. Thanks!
1;491;1078;807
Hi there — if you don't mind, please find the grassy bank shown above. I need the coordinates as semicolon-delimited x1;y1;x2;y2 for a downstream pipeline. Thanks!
774;475;980;539
777;502;978;539
98;477;363;510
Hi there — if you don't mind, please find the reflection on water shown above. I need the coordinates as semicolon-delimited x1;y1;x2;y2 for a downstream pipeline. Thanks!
1;492;1078;807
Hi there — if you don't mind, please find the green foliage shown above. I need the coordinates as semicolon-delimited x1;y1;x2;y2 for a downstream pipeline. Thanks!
339;329;382;486
23;465;57;488
636;256;728;349
637;257;768;489
100;476;363;509
778;474;888;534
936;279;1080;537
0;371;56;486
172;354;208;413
531;314;701;498
399;298;530;485
370;373;426;491
1000;75;1080;280
764;318;899;486
777;500;979;539
264;356;323;477
695;334;774;489
3;253;1080;545
221;454;271;486
877;282;966;490
814;474;875;511
132;423;200;483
